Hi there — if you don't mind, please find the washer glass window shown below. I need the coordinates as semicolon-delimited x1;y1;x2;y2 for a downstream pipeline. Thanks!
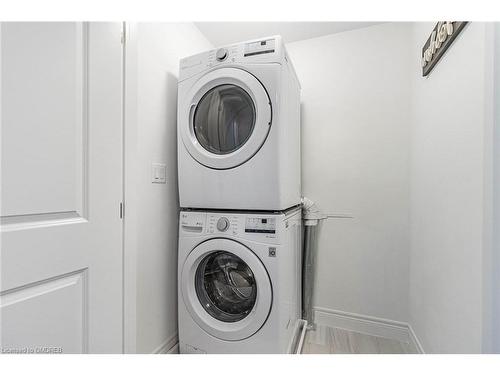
193;84;256;155
195;251;257;323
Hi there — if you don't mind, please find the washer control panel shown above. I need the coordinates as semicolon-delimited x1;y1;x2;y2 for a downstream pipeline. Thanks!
181;211;279;239
207;214;239;235
180;212;205;228
245;217;276;234
216;217;230;232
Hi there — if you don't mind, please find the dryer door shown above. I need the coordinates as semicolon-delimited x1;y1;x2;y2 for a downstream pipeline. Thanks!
180;68;272;169
181;238;272;341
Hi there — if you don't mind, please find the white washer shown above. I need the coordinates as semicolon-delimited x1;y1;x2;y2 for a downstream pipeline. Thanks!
178;208;302;353
177;36;301;211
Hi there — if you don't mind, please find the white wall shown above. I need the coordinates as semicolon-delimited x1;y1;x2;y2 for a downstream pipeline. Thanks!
408;22;495;353
287;23;412;323
124;21;496;353
130;23;212;353
493;23;500;354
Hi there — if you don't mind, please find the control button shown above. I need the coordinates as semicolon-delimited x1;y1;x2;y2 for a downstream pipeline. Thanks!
216;48;228;61
216;217;230;232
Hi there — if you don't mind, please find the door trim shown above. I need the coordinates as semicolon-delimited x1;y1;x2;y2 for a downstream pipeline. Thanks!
123;22;138;354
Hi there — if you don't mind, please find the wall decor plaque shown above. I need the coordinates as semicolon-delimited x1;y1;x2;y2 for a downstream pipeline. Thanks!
422;21;468;77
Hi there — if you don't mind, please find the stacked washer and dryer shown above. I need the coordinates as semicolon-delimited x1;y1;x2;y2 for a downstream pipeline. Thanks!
177;36;303;354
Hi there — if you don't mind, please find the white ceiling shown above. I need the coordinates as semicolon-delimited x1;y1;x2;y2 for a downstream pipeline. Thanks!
194;22;383;47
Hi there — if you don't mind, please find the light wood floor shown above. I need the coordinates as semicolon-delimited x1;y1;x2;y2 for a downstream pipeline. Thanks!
302;325;418;354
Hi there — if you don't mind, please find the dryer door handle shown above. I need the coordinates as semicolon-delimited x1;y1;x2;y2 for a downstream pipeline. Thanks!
188;103;196;128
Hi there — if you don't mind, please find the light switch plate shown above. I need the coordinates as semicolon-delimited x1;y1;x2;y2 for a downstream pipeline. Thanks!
151;163;166;184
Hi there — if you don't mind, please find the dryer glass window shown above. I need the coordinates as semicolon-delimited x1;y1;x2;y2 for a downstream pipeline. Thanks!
195;251;257;322
193;85;256;155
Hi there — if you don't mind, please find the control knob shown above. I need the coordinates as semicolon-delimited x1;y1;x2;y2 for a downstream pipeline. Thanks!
216;48;228;61
216;217;230;232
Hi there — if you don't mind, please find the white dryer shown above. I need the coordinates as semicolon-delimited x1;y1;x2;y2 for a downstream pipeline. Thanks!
177;36;301;211
178;208;302;353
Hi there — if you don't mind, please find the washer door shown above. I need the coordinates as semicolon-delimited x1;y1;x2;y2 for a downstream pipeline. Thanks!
180;68;272;170
181;238;272;341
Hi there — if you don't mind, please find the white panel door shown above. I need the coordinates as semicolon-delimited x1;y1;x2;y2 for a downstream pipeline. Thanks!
0;22;124;354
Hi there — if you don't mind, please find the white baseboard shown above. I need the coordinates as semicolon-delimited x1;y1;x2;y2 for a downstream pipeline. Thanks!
152;332;179;354
152;312;424;354
287;319;308;354
314;307;424;353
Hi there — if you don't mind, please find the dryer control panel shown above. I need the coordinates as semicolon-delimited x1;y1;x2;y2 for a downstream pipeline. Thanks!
178;36;285;82
243;38;276;57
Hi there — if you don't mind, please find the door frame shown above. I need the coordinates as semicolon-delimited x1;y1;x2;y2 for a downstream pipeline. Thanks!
123;21;138;354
